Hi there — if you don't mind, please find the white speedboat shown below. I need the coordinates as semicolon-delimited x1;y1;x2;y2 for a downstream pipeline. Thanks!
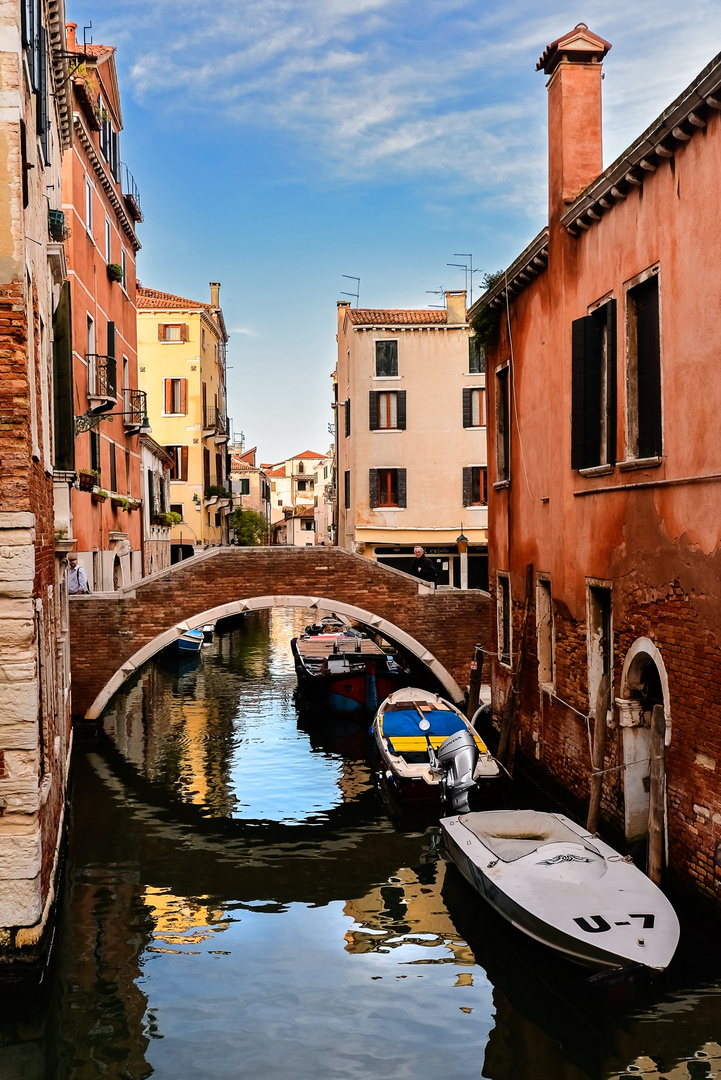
440;809;679;974
371;688;504;813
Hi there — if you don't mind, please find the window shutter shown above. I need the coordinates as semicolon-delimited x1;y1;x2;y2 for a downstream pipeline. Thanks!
604;299;617;465
369;392;379;431
634;278;662;458
345;398;351;438
179;378;188;415
462;467;471;506
180;445;189;482
571;316;602;470
397;469;407;508
397;391;406;430
369;469;379;508
180;324;189;342
36;28;49;165
164;379;173;413
462;387;473;428
158;324;166;341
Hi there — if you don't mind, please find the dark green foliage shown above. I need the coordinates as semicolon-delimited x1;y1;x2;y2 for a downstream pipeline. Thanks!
469;270;505;351
229;508;269;546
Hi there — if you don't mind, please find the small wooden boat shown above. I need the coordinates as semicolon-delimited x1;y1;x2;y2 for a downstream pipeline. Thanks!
371;688;503;812
178;628;204;654
291;626;409;713
440;809;680;974
201;623;215;643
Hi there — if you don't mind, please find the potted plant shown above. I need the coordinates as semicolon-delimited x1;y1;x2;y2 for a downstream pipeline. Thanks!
111;496;131;511
91;488;109;503
107;262;124;283
77;468;100;492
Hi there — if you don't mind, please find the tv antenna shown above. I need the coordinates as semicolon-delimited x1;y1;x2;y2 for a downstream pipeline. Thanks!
82;22;93;51
447;253;481;305
341;275;360;306
425;286;446;310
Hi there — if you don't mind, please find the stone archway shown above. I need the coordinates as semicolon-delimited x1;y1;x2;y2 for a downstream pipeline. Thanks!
84;594;466;720
616;637;671;843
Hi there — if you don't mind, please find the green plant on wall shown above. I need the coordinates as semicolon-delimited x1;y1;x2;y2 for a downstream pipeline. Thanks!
229;508;269;546
469;270;505;352
107;263;123;283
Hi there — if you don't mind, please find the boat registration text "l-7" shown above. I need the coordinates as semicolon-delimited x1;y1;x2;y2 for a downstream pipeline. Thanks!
574;914;656;934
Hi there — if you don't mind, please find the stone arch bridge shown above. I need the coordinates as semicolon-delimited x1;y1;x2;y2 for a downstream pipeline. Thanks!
69;546;492;720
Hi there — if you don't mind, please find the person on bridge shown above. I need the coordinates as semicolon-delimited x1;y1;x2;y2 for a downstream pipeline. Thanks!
67;555;89;595
411;546;437;586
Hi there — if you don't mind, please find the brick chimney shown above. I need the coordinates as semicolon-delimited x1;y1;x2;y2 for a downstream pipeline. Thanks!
445;290;467;325
537;24;611;220
66;22;77;51
209;282;220;309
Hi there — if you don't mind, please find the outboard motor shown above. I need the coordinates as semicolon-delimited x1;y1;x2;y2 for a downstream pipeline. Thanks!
437;728;478;813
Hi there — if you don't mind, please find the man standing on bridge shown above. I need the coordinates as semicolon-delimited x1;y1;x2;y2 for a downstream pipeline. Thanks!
67;555;89;595
411;546;437;586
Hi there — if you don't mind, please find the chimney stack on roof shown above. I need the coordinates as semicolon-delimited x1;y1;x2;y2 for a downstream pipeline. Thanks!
66;22;77;51
445;290;467;326
209;282;220;309
538;23;612;219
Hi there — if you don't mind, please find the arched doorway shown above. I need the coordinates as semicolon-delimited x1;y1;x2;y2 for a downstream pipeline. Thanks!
113;555;123;590
617;638;670;844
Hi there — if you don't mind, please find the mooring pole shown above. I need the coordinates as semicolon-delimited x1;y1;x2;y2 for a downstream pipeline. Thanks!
648;704;666;885
466;642;483;720
586;674;610;834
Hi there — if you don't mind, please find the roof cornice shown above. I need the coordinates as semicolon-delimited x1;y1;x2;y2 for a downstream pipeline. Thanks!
73;113;141;251
467;229;549;316
562;50;721;236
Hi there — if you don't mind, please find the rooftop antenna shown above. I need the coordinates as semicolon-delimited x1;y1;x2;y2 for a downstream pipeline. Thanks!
448;253;481;305
82;22;93;51
341;275;360;307
426;286;446;310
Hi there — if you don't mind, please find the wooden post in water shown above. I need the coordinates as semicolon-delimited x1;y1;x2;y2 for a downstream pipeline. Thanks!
586;674;610;834
648;703;666;885
466;642;483;720
498;563;533;770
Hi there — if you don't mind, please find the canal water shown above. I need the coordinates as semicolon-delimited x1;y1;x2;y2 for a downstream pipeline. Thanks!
2;608;721;1079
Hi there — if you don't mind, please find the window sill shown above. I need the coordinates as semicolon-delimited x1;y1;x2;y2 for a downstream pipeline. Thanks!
578;464;614;477
372;375;401;381
371;428;403;433
373;506;405;512
463;425;487;431
463;504;488;510
493;480;510;490
618;456;663;472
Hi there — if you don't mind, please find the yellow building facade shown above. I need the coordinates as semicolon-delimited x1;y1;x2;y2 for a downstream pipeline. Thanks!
137;284;231;558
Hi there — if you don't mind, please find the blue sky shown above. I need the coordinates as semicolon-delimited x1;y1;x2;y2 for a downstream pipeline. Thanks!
66;1;721;462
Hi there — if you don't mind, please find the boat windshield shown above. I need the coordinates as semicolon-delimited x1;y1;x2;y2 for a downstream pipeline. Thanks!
461;811;600;863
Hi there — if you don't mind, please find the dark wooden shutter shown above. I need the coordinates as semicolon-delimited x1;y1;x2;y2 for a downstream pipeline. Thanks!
604;299;617;465
106;321;116;394
180;445;189;482
571;315;602;469
369;469;378;508
344;470;351;509
634;277;662;458
463;387;473;428
179;378;188;415
164;379;173;413
462;467;471;506
37;27;49;165
345;398;351;437
52;281;74;470
158;323;166;341
109;442;117;493
397;469;407;508
180;324;189;342
369;392;379;430
397;391;406;430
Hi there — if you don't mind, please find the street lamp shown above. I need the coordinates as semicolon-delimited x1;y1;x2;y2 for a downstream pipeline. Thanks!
456;524;469;590
74;391;152;438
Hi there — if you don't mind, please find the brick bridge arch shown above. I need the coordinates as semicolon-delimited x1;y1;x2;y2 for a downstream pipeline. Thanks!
69;547;492;720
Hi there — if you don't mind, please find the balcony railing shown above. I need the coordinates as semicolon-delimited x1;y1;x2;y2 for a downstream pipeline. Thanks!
204;406;228;435
87;354;117;400
121;162;143;222
121;388;148;429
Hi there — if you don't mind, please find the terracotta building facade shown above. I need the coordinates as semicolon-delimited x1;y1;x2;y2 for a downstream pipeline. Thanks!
474;25;721;905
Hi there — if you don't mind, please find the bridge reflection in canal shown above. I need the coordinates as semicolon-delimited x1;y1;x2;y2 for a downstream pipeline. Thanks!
2;609;720;1079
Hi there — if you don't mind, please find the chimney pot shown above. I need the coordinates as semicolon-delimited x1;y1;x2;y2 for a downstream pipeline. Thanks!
445;290;467;325
209;282;220;308
66;22;77;51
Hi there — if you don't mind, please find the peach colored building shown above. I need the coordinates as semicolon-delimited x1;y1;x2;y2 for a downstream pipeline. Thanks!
474;24;721;905
62;24;144;590
335;293;488;588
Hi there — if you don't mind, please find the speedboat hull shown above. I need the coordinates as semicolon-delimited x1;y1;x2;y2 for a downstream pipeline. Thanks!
291;632;408;713
178;628;204;653
440;810;679;973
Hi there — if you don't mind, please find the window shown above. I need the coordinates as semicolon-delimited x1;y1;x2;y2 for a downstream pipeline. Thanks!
298;461;304;474
497;573;511;666
369;468;406;508
109;442;117;493
21;0;41;91
90;430;101;477
105;216;112;263
297;480;307;491
125;449;131;495
324;465;328;479
121;249;127;289
369;390;406;430
85;175;93;233
302;520;314;531
344;398;351;438
163;378;188;415
469;336;485;374
463;387;486;428
462;466;487;506
375;340;398;376
237;478;250;495
536;579;554;689
170;503;184;520
344;470;351;509
495;365;510;482
571;299;617;470
588;584;612;716
36;27;49;165
164;444;189;482
626;273;662;460
158;323;188;342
